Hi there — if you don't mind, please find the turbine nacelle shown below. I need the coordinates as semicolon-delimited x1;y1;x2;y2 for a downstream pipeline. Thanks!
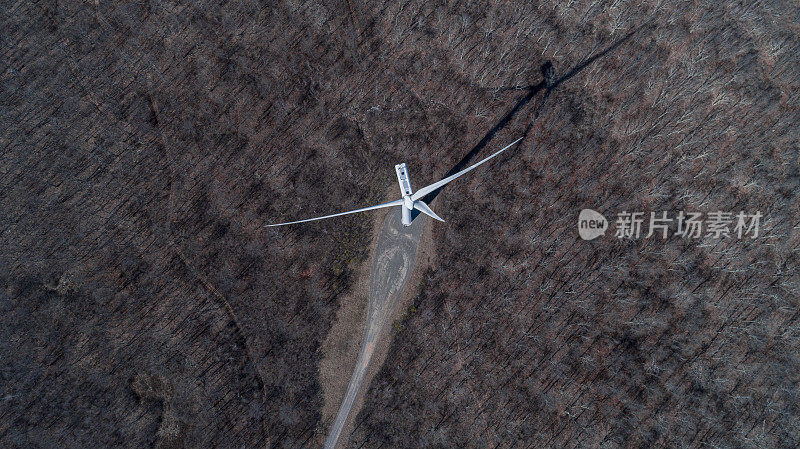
396;163;445;226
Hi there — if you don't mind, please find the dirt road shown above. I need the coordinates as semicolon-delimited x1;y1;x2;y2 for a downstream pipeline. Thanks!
324;208;426;449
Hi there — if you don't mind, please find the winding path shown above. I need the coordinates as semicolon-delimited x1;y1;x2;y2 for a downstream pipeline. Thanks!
324;208;426;449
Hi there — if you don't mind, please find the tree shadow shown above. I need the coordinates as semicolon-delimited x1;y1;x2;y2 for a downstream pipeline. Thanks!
412;24;647;221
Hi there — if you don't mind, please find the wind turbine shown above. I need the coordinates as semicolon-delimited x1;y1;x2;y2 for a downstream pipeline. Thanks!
265;137;523;227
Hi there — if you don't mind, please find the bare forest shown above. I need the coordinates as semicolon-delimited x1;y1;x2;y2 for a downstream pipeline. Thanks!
2;0;799;448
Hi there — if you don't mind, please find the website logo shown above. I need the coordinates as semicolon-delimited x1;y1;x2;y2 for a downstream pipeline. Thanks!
578;209;608;240
578;209;762;240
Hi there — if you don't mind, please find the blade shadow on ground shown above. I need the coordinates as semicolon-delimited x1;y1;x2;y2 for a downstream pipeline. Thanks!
412;24;648;220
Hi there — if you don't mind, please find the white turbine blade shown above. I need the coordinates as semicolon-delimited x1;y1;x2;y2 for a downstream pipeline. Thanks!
413;201;445;222
412;137;523;201
264;198;403;227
